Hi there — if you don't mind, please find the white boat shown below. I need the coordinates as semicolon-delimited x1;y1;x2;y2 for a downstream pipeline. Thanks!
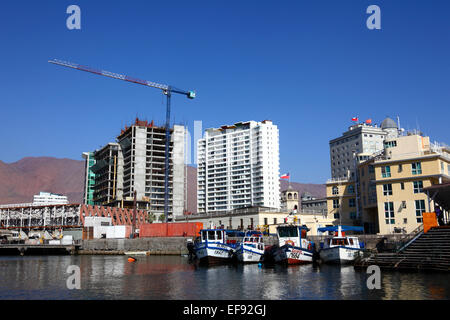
194;229;240;265
271;225;314;265
235;231;265;263
318;225;365;264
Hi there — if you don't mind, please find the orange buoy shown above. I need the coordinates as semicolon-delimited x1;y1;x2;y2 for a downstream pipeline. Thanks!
128;257;136;262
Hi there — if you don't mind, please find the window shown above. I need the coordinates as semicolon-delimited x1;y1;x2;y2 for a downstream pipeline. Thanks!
413;181;423;194
208;231;216;240
216;231;222;240
415;200;426;223
350;212;357;220
412;162;422;175
400;182;405;190
349;198;356;207
384;202;395;224
384;141;397;148
404;218;408;224
348;185;355;194
383;184;393;196
333;199;340;208
398;164;403;172
334;213;340;219
369;165;374;173
273;218;277;225
332;186;339;195
264;218;268;225
402;201;407;209
382;166;391;178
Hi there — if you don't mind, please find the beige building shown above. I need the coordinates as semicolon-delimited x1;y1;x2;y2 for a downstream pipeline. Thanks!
326;132;450;234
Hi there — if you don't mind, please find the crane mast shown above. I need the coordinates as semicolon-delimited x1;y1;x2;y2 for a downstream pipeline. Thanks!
49;59;195;222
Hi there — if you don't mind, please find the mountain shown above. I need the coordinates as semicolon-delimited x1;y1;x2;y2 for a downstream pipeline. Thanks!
0;158;326;212
0;157;85;204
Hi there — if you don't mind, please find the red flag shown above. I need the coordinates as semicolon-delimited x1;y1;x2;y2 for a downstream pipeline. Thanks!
365;119;372;124
351;117;358;122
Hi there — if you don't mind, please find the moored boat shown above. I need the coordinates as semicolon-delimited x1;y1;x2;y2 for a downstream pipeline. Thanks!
194;229;241;265
270;225;314;265
318;225;365;264
235;231;265;263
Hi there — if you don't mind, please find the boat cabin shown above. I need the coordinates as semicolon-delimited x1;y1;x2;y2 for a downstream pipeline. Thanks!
199;229;243;245
276;225;310;248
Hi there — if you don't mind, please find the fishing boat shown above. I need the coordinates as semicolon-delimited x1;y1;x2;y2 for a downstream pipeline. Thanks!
194;229;241;264
270;225;314;265
235;231;265;263
317;225;365;264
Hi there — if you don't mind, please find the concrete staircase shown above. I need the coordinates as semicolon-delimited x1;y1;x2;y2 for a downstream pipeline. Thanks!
355;227;450;272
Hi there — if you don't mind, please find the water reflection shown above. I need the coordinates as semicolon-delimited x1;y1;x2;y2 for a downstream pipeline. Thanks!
0;256;450;300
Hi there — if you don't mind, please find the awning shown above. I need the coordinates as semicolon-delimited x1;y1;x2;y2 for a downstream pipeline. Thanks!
317;225;364;233
423;183;450;212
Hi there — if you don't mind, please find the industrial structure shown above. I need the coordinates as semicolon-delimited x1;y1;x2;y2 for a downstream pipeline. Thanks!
82;118;186;220
197;120;280;214
0;203;147;230
49;59;195;222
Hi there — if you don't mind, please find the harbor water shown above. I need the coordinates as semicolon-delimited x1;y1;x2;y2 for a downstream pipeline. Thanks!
0;255;449;300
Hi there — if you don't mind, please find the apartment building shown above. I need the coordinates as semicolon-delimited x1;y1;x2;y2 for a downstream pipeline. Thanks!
33;192;68;205
326;131;450;234
197;120;280;214
82;118;186;219
329;117;399;180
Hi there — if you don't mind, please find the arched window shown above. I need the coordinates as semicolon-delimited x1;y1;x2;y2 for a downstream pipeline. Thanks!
288;193;292;200
294;193;298;199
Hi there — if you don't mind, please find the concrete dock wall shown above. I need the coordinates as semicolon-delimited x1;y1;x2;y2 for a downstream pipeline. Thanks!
79;237;192;255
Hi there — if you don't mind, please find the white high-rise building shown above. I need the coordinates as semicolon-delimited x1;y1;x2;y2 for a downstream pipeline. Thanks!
197;120;280;214
33;192;68;206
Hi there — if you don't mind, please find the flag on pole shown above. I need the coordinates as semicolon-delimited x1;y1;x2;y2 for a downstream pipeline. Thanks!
280;173;290;180
351;117;358;122
365;119;372;124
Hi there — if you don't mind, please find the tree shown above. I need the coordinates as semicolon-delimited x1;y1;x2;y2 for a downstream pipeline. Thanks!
147;212;156;223
158;214;166;222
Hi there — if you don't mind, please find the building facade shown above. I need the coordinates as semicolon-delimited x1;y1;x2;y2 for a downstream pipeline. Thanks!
32;192;68;205
82;118;186;219
197;120;280;214
326;130;450;234
82;152;96;205
329;118;400;180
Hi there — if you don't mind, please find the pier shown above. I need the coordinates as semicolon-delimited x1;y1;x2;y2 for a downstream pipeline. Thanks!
354;226;450;272
0;243;81;256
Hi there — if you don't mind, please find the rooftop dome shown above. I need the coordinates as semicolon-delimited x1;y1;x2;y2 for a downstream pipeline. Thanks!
381;117;398;129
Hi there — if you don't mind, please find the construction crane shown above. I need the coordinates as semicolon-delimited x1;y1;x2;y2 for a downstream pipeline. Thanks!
49;59;195;223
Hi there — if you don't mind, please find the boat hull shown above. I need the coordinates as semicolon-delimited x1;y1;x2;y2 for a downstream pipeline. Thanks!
319;246;363;264
273;245;313;265
194;243;234;265
236;246;264;263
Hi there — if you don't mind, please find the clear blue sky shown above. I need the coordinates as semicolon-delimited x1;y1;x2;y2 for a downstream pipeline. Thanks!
1;0;449;183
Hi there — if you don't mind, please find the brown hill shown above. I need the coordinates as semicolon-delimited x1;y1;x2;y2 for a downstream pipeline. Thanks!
0;157;85;204
0;158;326;213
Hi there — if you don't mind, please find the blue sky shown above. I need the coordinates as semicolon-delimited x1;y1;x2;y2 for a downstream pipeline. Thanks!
0;0;449;183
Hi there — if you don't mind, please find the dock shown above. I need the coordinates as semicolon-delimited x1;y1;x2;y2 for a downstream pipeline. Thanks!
354;227;450;272
0;243;81;255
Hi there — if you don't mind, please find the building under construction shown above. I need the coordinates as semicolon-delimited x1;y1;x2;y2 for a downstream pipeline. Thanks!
82;118;186;220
